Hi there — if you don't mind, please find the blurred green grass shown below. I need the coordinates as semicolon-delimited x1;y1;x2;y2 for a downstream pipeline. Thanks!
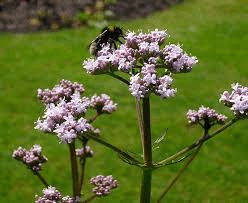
0;0;248;202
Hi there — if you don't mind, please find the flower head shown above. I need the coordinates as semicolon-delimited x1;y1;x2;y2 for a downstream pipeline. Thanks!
163;44;198;73
90;175;118;196
187;106;227;126
220;83;248;117
38;79;85;104
83;29;197;100
35;186;73;203
35;98;95;144
13;145;47;172
76;146;94;159
90;94;117;114
35;81;117;143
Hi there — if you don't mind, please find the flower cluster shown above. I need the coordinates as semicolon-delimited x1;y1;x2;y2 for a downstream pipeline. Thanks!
35;186;73;203
37;79;85;104
129;72;176;99
35;80;117;144
90;175;118;196
91;94;117;114
220;83;248;117
35;93;94;144
83;29;197;100
12;145;47;172
163;44;198;73
187;106;227;125
76;146;94;159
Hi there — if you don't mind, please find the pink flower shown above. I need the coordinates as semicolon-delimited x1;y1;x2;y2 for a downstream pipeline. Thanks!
220;83;248;116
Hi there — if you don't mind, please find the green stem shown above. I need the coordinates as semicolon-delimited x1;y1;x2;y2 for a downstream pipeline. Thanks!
142;97;152;166
69;142;80;199
140;168;152;203
33;171;49;187
88;112;101;123
107;72;129;85
83;133;142;166
140;97;153;203
79;142;87;193
157;144;203;203
81;195;97;203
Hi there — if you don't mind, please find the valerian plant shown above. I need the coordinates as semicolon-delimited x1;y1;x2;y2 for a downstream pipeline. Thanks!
13;29;248;203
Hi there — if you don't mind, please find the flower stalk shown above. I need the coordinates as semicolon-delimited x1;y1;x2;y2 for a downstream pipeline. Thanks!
69;142;80;199
142;97;153;167
79;142;87;193
33;171;50;188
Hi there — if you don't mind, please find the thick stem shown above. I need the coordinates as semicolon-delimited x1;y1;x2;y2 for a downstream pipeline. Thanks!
142;97;152;166
140;97;153;203
140;168;152;203
69;143;80;199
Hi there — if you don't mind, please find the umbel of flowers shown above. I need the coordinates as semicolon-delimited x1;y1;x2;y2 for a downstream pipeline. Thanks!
13;79;119;202
35;79;117;144
83;29;198;100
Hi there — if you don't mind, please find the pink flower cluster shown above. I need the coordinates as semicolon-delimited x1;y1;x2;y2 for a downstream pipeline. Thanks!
35;186;73;203
220;83;248;116
35;80;117;144
91;94;117;114
90;175;118;196
163;44;198;73
38;79;85;104
187;106;227;125
12;145;47;172
83;29;198;100
76;146;94;159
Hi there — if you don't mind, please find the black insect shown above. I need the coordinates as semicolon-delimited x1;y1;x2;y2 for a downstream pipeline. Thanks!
89;26;125;56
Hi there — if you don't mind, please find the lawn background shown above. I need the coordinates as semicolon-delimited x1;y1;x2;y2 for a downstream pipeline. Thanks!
0;0;248;202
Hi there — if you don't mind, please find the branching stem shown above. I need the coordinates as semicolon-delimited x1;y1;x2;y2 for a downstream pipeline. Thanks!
156;118;238;166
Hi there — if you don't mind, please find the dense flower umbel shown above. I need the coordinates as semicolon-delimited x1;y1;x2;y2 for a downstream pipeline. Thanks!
90;175;118;196
35;80;117;144
83;29;198;99
35;186;73;203
12;145;47;172
35;93;95;144
220;83;248;117
187;106;227;125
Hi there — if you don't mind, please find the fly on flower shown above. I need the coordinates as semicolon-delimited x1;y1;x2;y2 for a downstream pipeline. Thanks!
88;26;125;56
